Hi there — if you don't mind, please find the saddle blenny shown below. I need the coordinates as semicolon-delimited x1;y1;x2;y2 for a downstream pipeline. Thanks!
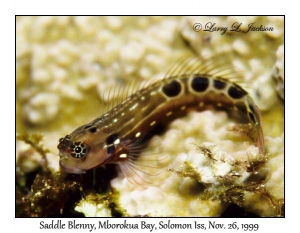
57;56;265;184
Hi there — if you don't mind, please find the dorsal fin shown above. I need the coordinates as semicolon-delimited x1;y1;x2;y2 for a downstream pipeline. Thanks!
164;54;246;86
99;54;248;115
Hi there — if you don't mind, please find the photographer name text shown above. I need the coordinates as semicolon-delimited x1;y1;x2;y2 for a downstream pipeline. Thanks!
193;22;274;35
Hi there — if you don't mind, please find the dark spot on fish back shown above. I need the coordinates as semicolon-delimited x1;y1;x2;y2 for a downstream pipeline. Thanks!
228;85;247;99
214;79;226;90
162;80;181;97
191;76;209;92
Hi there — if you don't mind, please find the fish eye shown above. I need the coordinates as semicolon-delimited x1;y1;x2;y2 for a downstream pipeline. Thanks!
71;142;88;159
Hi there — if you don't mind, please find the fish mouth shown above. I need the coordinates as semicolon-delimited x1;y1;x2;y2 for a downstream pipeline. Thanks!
59;160;86;174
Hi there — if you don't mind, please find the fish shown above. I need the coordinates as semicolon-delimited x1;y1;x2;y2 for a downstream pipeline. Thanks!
57;56;265;184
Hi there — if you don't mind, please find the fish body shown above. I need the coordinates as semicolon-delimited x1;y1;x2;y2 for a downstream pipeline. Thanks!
58;57;265;183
